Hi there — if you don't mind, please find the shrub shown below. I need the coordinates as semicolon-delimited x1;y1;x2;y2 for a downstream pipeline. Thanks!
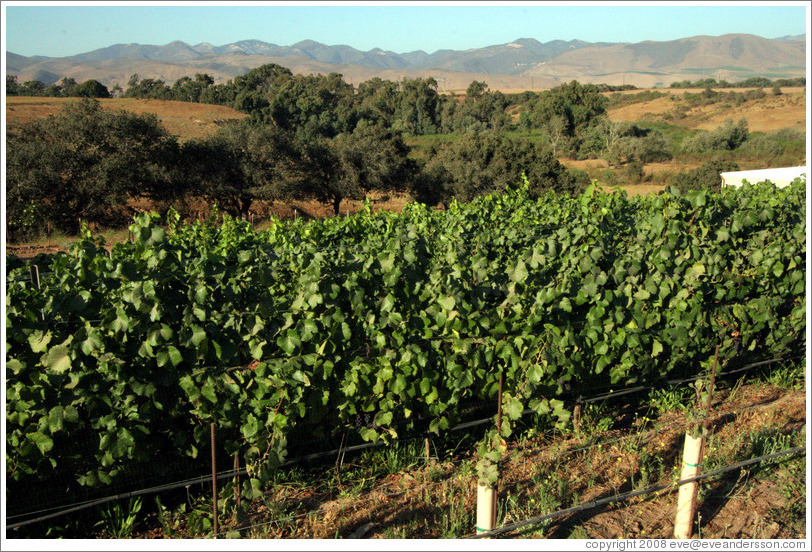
624;160;647;184
673;158;740;193
741;128;804;152
681;118;749;153
745;88;767;100
414;131;586;205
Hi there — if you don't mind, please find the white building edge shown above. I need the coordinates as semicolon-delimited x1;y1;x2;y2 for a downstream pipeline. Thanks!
720;166;807;188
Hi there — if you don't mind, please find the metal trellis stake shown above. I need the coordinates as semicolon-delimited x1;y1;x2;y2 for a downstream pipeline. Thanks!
234;454;241;517
497;371;504;432
30;264;44;321
211;422;219;538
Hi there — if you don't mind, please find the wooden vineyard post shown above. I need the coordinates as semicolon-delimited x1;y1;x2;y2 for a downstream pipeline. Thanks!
211;422;219;538
572;396;583;434
476;371;504;536
674;346;719;539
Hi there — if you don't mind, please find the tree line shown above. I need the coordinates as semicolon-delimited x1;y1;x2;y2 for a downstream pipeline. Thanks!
668;76;805;89
7;65;803;241
6;75;113;98
7;66;639;240
5;95;589;241
8;65;637;143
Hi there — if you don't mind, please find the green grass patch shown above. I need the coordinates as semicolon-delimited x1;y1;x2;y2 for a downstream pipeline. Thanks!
404;133;462;159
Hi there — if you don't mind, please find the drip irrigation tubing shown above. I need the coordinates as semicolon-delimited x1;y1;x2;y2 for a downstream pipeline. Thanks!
6;348;802;518
509;392;805;474
6;469;245;530
578;350;806;405
6;382;802;531
178;420;810;537
468;445;806;539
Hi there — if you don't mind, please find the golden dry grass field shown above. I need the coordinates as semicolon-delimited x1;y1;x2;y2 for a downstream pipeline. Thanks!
5;96;248;142
605;87;806;133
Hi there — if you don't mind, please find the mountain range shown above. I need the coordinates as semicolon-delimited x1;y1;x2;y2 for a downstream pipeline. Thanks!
6;33;807;91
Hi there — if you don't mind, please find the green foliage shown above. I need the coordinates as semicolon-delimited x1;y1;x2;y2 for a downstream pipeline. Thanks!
606;90;668;109
96;497;142;538
680;118;749;153
673;158;740;192
649;385;693;415
441;83;510;133
123;74;173;99
294;121;417;214
6;179;805;513
393;77;442;135
170;74;215;103
6;76;110;98
737;128;806;165
581;119;671;166
71;79;111;98
5;98;180;239
760;360;805;390
520;80;609;156
7;74;20;95
415;131;586;205
180;120;302;217
669;76;804;89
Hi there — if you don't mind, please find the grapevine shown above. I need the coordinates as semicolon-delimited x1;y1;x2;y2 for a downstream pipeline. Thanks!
5;179;805;509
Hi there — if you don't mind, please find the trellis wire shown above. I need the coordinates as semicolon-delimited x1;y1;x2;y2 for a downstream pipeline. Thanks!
468;445;806;539
7;376;802;532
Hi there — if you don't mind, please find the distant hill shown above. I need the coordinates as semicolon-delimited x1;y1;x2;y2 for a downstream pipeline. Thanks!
6;33;806;91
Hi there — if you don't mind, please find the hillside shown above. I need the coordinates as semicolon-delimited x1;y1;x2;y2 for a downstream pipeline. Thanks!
6;33;806;91
605;87;807;133
4;96;248;142
522;34;806;88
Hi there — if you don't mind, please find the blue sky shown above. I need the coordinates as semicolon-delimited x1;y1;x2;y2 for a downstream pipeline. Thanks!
3;2;810;58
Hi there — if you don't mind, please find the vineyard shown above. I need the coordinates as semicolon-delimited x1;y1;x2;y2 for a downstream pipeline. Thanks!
4;179;806;534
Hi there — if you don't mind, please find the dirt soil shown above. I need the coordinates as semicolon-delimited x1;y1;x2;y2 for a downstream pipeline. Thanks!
128;379;805;540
